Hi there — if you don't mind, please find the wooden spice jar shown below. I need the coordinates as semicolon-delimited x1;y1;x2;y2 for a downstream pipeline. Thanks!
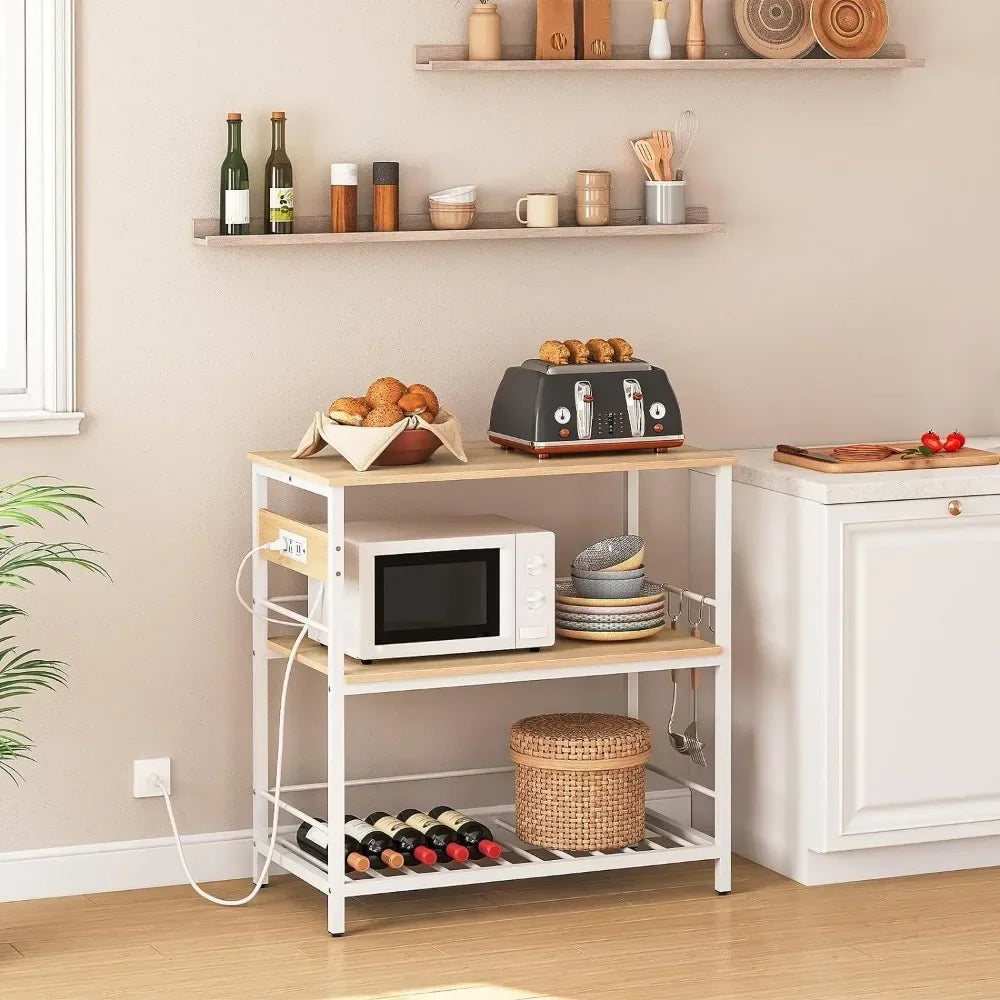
372;161;399;233
468;2;502;60
330;163;358;234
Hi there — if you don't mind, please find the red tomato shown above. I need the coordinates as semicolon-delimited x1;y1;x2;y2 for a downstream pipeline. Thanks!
944;430;966;453
921;430;944;453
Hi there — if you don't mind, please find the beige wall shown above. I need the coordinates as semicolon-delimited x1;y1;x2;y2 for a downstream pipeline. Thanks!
1;1;992;851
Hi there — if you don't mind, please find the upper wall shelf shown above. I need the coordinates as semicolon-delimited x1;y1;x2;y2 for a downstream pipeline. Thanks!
414;43;924;72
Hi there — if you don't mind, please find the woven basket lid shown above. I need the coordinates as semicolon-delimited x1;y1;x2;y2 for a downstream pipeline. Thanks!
510;713;651;762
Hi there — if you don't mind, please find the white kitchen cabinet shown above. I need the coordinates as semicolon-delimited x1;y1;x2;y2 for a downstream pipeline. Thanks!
693;441;1000;885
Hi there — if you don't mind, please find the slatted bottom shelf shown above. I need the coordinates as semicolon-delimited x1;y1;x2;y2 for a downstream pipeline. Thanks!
263;801;717;898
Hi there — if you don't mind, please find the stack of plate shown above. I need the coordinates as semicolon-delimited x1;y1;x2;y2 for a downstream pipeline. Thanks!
555;577;667;641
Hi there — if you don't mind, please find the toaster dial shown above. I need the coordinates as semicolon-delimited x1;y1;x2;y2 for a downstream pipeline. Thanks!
554;406;571;425
649;402;666;420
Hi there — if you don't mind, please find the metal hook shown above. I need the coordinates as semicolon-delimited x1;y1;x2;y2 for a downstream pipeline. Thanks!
686;593;706;629
708;603;716;634
668;589;685;628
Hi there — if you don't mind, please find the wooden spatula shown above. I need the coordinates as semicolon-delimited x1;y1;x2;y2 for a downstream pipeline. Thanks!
630;139;656;180
633;139;661;181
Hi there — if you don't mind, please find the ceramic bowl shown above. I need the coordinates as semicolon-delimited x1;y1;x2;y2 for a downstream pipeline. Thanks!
569;575;646;600
429;200;476;231
428;185;477;205
571;565;646;581
370;428;442;467
572;536;645;573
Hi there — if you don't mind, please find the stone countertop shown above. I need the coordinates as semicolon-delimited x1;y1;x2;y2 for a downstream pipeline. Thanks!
728;437;1000;505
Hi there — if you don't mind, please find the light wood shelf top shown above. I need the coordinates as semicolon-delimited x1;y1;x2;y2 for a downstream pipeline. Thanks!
415;43;923;71
249;441;737;489
268;631;723;687
193;209;722;247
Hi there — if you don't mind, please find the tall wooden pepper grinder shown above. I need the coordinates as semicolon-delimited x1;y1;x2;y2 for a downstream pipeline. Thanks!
372;162;399;233
686;0;705;59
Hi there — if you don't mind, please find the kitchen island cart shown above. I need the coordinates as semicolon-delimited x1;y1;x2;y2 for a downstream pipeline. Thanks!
248;442;735;935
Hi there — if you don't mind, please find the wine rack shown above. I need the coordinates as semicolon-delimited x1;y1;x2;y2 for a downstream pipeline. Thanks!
247;443;735;935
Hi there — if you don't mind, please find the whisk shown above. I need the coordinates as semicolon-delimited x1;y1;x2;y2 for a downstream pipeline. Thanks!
672;110;699;182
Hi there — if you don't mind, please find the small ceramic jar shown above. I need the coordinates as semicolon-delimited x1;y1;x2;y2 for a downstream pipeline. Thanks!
469;2;502;60
576;169;611;227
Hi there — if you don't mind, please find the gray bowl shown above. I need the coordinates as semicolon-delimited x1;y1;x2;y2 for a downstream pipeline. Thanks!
571;565;646;581
569;575;646;600
572;535;645;573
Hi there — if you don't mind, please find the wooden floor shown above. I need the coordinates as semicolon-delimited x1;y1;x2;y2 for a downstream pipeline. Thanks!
1;857;999;999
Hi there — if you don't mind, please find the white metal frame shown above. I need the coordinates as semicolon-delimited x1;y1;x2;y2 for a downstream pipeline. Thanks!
250;460;732;935
0;0;82;438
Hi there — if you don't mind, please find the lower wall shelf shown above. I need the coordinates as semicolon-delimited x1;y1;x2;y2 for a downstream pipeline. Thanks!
193;210;723;247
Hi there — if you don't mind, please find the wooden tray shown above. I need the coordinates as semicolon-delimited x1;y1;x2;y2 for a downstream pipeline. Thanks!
774;443;1000;475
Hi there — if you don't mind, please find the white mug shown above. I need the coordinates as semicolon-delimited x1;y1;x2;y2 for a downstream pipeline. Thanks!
516;193;559;228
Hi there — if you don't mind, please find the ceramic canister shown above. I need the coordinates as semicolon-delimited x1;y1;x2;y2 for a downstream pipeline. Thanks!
576;169;611;226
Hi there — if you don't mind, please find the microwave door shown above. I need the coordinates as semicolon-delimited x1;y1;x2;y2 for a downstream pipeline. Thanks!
575;381;593;440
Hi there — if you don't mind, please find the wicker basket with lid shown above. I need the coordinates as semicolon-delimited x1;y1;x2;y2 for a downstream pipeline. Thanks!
510;713;651;852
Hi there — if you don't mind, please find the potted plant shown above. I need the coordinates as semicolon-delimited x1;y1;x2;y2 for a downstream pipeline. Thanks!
0;478;106;782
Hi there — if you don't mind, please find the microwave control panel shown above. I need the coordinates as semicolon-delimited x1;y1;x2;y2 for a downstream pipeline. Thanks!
514;529;556;648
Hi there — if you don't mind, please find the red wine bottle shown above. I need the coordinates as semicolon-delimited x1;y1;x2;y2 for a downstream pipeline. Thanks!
366;811;438;866
427;806;502;859
345;815;405;870
397;810;471;862
296;820;371;874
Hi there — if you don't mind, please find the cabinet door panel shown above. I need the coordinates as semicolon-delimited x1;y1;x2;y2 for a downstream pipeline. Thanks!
821;496;1000;852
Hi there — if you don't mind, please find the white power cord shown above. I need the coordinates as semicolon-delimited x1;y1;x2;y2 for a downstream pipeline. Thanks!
154;541;326;907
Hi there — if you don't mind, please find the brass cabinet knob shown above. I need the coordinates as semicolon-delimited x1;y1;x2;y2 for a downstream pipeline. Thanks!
948;500;963;517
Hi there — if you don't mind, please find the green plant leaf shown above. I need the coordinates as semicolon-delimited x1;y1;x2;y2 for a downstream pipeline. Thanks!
0;478;100;545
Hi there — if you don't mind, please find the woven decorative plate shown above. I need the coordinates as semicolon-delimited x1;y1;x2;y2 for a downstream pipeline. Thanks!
734;0;816;59
556;622;666;642
557;611;665;629
556;600;665;618
572;535;645;573
556;578;666;607
811;0;888;59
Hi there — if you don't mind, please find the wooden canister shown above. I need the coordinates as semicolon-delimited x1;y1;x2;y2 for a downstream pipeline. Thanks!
536;0;575;59
468;2;502;60
330;163;358;234
372;161;399;233
576;169;611;226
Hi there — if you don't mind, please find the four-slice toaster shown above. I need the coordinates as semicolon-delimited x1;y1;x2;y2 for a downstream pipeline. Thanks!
489;359;684;458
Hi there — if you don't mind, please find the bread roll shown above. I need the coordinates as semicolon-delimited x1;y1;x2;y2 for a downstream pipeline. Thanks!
609;338;634;362
564;340;590;364
407;384;440;416
362;404;405;427
398;392;428;415
329;397;370;426
366;377;407;408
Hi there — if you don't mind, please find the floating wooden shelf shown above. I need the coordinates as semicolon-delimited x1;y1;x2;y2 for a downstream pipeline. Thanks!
267;630;723;693
248;440;738;490
193;209;723;247
415;42;923;71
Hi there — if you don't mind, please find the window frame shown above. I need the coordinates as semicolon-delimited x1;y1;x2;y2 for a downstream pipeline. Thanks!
0;0;80;439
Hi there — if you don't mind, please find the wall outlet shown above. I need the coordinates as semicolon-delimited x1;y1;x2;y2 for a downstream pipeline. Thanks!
133;757;171;798
279;529;308;564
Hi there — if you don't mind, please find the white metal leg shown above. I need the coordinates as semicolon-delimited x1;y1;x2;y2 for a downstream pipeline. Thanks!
713;465;733;894
326;487;347;935
624;470;640;718
250;469;270;884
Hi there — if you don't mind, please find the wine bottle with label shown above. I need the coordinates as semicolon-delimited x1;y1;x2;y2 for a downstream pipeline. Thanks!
264;111;293;235
427;806;503;859
219;113;250;236
397;810;470;862
366;812;438;866
295;819;370;874
344;815;405;870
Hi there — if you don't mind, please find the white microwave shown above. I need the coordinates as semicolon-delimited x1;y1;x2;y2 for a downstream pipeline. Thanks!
307;515;555;661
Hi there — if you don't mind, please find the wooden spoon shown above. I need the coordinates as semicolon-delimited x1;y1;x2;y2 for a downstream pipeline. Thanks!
652;129;674;181
633;139;661;181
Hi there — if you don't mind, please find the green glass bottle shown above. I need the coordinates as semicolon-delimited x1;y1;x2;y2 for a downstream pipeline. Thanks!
264;111;293;235
219;113;250;236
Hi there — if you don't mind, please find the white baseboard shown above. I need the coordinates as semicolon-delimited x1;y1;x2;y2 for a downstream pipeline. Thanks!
0;829;255;903
0;787;693;904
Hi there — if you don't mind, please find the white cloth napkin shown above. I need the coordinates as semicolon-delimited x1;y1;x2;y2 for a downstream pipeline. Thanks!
292;409;467;472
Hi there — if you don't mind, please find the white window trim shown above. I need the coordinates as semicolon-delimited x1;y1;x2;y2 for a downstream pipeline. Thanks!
0;0;81;439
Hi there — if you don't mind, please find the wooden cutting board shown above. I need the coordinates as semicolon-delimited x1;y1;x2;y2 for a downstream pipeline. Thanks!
773;443;1000;475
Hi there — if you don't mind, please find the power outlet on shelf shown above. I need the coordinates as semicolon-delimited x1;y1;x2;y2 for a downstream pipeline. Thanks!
133;757;171;798
279;529;308;564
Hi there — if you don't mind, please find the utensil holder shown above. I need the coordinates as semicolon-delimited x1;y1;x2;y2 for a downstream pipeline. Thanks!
644;180;686;225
